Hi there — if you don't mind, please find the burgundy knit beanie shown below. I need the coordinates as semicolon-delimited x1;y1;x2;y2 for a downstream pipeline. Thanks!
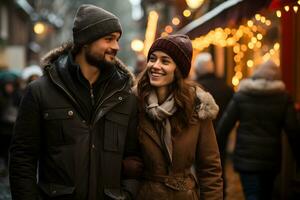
73;4;122;45
147;34;193;78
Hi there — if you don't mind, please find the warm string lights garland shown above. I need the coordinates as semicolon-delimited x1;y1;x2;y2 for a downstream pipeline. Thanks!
141;1;299;87
191;12;281;88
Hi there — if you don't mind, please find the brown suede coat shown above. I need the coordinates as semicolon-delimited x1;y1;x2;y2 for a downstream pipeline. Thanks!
136;87;223;200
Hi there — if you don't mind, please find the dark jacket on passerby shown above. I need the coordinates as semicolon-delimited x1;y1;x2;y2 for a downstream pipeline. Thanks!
0;76;21;165
196;73;234;127
9;45;140;200
136;87;223;200
217;77;299;172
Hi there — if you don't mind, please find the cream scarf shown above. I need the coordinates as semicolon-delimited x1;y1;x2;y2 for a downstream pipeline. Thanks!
145;91;177;164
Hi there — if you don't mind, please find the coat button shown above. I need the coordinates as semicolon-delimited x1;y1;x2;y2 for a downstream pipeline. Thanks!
44;113;49;118
68;110;73;116
82;120;86;124
118;96;123;101
92;144;95;149
52;190;57;194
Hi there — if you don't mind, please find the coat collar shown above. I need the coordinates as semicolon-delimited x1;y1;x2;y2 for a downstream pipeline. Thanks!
41;43;136;86
195;86;219;120
139;117;163;149
238;78;285;94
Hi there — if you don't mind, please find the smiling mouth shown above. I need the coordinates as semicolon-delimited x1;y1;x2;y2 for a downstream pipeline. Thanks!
149;71;166;77
106;53;116;58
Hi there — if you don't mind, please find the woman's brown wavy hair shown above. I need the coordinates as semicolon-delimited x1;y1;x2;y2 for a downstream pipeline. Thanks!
137;67;197;134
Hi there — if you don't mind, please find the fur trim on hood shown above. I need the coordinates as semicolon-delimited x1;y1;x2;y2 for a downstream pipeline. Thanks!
195;86;219;120
238;78;285;93
40;44;135;85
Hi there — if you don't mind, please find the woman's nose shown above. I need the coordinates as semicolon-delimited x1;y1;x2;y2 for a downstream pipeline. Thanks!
152;60;161;69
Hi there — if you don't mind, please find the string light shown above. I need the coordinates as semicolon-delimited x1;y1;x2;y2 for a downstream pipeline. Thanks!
274;43;280;50
183;9;191;17
34;22;46;35
232;76;239;86
191;12;279;87
255;14;261;21
247;60;254;68
131;39;144;52
257;33;263;40
165;25;173;33
247;20;254;27
276;10;282;18
172;17;180;25
186;0;204;9
293;6;298;13
284;6;290;12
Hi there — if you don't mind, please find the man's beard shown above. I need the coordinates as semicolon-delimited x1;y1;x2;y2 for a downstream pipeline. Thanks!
84;48;116;71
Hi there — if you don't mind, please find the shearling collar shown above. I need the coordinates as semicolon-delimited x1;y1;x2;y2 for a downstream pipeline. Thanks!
195;86;219;120
40;44;135;86
238;78;285;93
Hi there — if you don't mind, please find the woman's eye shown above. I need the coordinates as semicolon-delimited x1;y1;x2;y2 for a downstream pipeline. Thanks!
162;60;169;64
149;57;156;62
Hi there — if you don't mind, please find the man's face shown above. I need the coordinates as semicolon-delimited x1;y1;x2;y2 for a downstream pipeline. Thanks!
84;32;121;70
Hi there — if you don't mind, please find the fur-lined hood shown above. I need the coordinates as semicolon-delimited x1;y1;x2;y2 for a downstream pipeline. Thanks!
238;78;285;93
40;44;135;85
132;86;219;120
195;86;219;120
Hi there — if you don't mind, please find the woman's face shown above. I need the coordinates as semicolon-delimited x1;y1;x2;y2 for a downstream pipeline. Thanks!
147;51;177;88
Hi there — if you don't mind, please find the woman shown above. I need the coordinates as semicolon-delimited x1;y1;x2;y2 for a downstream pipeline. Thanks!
135;34;223;200
217;60;299;200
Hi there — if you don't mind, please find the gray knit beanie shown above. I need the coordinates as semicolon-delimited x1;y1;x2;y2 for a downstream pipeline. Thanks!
73;4;122;45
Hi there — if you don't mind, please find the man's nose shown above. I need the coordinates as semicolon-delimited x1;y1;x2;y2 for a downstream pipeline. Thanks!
112;40;120;51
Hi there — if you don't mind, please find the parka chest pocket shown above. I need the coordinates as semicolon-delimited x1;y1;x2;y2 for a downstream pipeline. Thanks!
104;111;130;152
43;108;76;146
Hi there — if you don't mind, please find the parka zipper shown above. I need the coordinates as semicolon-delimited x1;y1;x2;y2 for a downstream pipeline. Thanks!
90;86;95;106
91;82;128;126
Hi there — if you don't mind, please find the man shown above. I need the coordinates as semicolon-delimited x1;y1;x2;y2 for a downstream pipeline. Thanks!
194;52;234;198
9;4;141;200
194;52;234;127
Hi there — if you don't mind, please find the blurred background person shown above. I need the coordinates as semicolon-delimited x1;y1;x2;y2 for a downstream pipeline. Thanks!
194;52;234;128
194;52;234;199
216;60;300;200
133;54;147;78
0;69;22;174
21;65;43;85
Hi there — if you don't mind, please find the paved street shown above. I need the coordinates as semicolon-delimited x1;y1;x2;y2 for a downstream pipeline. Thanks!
224;158;244;200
